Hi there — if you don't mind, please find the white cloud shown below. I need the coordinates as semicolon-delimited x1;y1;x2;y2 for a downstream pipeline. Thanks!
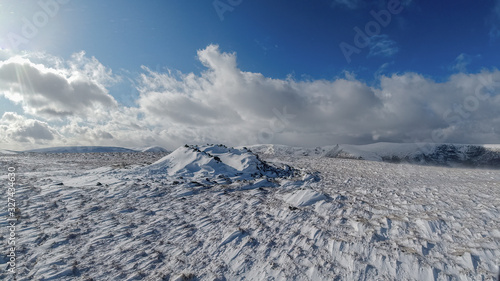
0;52;118;119
374;62;393;78
136;45;385;146
368;35;399;58
453;53;469;73
452;53;481;73
1;45;500;150
0;112;62;146
135;44;500;147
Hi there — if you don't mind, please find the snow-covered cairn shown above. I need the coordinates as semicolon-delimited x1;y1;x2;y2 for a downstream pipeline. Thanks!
146;144;296;180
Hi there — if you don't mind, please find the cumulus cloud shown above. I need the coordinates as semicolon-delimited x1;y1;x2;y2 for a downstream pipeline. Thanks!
0;112;61;146
375;71;500;143
135;44;500;147
0;52;118;119
1;45;500;150
136;45;384;146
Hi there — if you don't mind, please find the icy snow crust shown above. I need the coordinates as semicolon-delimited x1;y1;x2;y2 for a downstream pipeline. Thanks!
0;145;499;280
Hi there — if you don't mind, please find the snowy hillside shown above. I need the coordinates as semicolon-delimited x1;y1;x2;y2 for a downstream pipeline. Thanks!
15;143;500;168
0;144;499;280
24;146;138;153
18;145;170;154
338;143;500;168
0;149;18;155
126;146;170;153
140;146;169;153
248;143;500;168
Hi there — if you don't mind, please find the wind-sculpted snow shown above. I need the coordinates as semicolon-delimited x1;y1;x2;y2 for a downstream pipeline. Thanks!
284;188;327;207
0;149;499;280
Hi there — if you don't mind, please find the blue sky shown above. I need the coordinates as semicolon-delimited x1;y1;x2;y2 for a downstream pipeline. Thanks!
1;0;500;150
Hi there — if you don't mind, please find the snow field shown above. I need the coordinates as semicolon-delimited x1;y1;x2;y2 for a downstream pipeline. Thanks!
0;148;499;280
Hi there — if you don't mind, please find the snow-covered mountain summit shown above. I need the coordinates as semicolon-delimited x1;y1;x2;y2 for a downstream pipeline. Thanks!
146;144;296;180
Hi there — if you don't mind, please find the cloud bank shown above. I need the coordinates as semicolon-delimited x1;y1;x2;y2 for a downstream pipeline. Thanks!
0;52;117;119
0;45;499;150
0;112;61;144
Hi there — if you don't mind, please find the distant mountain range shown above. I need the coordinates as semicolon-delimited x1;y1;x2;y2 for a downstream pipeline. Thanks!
0;146;169;154
3;143;500;168
247;143;500;168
